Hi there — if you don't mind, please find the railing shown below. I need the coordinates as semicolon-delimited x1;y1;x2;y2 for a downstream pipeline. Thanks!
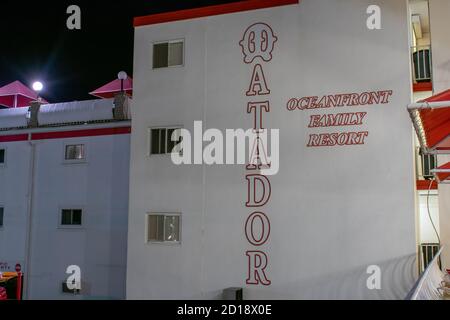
419;243;441;273
411;45;432;83
406;247;445;300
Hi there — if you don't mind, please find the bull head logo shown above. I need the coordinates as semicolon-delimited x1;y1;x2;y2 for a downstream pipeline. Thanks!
239;23;278;64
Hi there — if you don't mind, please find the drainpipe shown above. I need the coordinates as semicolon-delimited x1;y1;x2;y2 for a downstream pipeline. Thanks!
23;134;36;299
23;100;41;299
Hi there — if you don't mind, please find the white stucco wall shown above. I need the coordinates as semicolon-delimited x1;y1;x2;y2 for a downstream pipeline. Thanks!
128;0;417;299
0;129;130;299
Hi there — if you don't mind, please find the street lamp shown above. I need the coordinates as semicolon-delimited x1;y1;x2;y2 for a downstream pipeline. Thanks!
118;71;128;93
32;81;43;102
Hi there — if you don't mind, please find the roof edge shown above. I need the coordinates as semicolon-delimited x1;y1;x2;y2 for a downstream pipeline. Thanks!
134;0;300;27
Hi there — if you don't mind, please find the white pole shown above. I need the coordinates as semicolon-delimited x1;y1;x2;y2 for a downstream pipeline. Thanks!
408;101;450;110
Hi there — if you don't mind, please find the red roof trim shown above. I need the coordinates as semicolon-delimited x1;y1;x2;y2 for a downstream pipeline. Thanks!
413;82;432;92
0;134;28;143
417;180;438;190
0;127;131;143
134;0;300;27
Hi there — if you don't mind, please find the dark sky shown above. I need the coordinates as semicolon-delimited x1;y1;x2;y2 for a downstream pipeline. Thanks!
0;0;241;102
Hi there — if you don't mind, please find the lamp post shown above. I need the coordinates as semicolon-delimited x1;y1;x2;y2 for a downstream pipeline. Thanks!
118;71;128;93
32;81;43;102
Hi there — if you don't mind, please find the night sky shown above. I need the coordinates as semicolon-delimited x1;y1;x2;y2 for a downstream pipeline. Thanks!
1;0;241;103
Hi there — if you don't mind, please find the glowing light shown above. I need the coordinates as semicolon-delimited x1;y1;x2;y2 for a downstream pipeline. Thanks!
32;81;43;92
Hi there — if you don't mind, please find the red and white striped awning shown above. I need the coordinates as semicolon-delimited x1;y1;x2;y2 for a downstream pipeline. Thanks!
408;89;450;154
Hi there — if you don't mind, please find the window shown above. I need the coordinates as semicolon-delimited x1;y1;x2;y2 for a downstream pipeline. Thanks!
0;207;3;227
61;209;83;226
65;144;85;161
150;127;182;155
0;148;5;165
146;213;181;243
153;40;184;68
421;152;437;180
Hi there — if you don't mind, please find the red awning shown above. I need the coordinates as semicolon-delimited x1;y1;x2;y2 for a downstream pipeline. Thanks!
0;81;47;108
89;78;133;99
433;162;450;183
408;89;450;153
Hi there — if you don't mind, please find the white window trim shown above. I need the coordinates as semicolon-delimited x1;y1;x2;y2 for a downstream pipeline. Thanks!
58;207;85;229
147;126;183;157
0;146;7;168
62;142;88;165
145;212;182;245
151;38;185;70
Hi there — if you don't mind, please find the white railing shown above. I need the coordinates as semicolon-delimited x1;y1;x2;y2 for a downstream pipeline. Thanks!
407;247;445;300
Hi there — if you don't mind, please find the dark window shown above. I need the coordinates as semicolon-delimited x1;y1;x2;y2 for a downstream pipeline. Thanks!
61;209;83;226
65;145;84;161
150;128;181;155
147;214;180;243
153;41;183;69
0;149;5;164
0;208;4;227
153;43;169;69
422;153;437;179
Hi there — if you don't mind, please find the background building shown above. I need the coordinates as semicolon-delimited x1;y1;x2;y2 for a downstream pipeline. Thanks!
0;84;131;299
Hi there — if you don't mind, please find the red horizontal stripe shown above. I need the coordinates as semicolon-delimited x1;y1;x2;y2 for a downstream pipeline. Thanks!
413;82;433;92
0;134;28;143
416;180;438;190
134;0;300;27
0;127;131;143
32;127;131;140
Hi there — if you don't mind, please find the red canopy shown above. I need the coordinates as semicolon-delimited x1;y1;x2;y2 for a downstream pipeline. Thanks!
0;81;47;108
433;162;450;183
89;78;133;99
409;89;450;153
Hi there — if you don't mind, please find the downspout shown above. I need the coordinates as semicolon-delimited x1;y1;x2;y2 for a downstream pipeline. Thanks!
23;133;36;299
23;100;40;299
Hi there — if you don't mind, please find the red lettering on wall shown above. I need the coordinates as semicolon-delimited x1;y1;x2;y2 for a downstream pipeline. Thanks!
246;174;272;207
247;101;270;132
246;64;270;96
245;212;271;246
246;251;271;286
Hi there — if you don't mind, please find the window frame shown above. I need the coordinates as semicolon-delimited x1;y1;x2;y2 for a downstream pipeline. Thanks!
145;213;182;245
58;208;84;229
62;142;87;164
151;39;185;70
148;126;183;157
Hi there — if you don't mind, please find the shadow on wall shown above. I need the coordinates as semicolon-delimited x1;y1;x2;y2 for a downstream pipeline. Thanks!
240;254;417;300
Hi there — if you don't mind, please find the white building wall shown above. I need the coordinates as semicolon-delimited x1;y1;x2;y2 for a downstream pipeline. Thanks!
128;0;417;299
428;0;450;269
0;142;31;274
0;128;130;299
